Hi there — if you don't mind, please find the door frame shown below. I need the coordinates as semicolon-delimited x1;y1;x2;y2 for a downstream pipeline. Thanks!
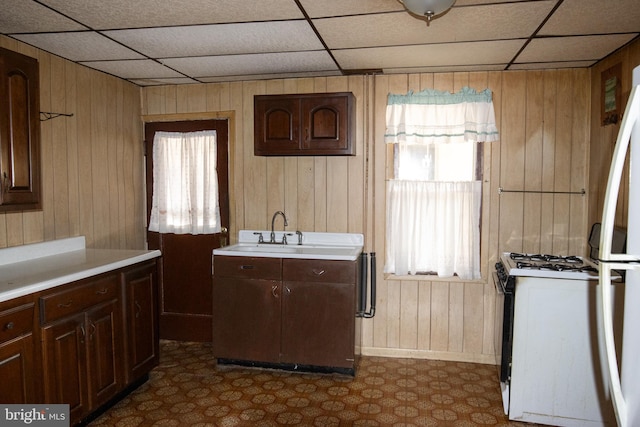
142;111;236;240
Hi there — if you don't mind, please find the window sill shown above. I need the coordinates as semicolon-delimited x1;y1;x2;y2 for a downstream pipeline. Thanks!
384;273;486;284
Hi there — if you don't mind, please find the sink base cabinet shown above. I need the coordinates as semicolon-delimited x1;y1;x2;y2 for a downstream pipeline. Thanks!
212;256;359;373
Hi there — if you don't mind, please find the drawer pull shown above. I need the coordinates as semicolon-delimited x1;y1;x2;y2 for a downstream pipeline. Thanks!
240;265;254;270
95;288;108;295
57;300;73;308
271;285;278;297
312;269;326;276
5;321;14;330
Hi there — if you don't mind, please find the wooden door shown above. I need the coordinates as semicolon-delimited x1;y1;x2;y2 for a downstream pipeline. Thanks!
145;120;229;341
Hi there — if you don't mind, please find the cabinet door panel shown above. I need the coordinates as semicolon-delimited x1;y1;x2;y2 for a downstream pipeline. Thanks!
212;277;281;363
281;281;355;368
0;335;35;403
302;96;350;152
42;315;87;423
123;262;158;383
87;300;123;409
254;97;299;155
0;47;41;210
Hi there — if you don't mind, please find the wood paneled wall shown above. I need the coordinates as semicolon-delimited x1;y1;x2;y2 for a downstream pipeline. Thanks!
0;36;145;250
588;38;640;231
142;68;592;363
1;33;600;363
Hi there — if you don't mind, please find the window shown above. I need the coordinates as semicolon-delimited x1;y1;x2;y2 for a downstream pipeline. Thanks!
148;130;221;235
384;87;498;280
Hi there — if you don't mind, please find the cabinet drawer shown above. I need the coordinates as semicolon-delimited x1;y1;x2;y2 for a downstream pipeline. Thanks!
40;274;118;324
283;259;356;283
0;303;34;344
213;256;281;280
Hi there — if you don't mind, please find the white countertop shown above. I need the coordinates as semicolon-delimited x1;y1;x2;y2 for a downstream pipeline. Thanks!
0;237;161;303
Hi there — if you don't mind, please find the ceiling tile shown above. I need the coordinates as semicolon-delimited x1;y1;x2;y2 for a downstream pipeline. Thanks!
333;40;525;70
79;59;183;79
38;0;304;29
0;0;86;33
105;21;323;58
299;0;404;18
539;0;640;36
162;51;338;78
516;34;638;63
315;1;554;49
13;32;144;61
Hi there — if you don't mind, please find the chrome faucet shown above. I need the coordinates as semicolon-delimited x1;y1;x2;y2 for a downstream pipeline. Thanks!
270;211;288;243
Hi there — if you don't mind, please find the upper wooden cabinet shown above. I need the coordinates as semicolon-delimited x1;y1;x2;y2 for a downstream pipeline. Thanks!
0;47;41;212
254;92;355;156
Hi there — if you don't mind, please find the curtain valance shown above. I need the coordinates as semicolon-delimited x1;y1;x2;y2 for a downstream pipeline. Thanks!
385;86;499;145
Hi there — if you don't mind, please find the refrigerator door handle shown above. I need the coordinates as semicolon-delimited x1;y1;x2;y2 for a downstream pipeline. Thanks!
599;84;640;427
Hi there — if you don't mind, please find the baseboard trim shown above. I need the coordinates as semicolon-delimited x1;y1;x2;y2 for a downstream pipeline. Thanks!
360;346;497;365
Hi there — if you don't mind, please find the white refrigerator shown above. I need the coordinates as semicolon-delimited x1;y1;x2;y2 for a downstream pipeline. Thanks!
598;64;640;427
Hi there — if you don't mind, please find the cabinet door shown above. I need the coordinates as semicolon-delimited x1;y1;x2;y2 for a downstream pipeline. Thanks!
0;335;36;403
122;262;158;383
86;300;123;409
42;314;88;424
301;94;354;154
0;47;41;211
254;96;300;155
281;280;355;369
0;302;37;403
212;277;281;363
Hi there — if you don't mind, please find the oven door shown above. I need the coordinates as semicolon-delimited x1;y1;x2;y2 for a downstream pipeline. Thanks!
494;270;515;415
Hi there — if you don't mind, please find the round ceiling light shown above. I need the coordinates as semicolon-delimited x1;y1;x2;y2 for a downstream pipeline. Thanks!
399;0;456;24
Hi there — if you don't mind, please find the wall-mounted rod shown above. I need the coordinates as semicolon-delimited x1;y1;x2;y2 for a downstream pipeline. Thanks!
498;187;585;196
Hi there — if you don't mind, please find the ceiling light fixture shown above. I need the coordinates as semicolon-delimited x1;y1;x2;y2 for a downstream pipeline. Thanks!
399;0;456;25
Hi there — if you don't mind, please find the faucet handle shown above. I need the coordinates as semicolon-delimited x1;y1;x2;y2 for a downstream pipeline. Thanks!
253;232;264;243
282;233;293;245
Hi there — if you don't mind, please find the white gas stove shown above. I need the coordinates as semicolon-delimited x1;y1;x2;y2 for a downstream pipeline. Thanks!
500;252;600;281
495;251;617;426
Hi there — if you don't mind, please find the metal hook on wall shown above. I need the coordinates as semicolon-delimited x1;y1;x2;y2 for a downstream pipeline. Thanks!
40;111;74;122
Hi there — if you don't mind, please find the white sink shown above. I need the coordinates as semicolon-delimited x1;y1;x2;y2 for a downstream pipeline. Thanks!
213;231;364;261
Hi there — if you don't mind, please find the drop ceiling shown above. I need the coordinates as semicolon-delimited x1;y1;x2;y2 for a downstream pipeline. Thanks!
1;0;638;86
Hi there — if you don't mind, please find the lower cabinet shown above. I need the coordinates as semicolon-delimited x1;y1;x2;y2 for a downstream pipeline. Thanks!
40;274;123;425
212;255;358;372
0;298;38;403
32;259;159;425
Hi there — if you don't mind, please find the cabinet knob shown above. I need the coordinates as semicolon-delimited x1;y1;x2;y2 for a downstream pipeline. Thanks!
5;321;14;330
271;285;278;298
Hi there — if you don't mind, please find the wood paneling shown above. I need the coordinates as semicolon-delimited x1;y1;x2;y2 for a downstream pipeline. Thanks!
589;38;640;232
4;30;616;364
0;36;144;250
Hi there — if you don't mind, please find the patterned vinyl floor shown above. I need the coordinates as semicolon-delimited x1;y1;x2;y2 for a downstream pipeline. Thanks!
89;340;543;427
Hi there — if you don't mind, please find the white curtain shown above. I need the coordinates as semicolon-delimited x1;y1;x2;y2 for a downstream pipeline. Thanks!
148;130;221;235
384;87;498;280
385;180;481;280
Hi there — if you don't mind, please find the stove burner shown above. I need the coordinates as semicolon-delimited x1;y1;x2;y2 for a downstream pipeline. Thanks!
515;261;597;273
510;253;583;265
